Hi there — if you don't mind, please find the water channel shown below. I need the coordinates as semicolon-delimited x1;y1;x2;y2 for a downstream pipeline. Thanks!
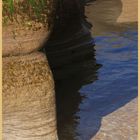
45;0;138;139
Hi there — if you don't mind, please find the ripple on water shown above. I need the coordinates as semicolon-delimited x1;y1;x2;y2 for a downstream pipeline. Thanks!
76;29;138;140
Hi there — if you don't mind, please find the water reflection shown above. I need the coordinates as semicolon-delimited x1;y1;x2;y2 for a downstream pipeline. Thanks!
76;29;138;140
45;3;102;138
44;0;137;140
46;22;102;140
52;30;137;140
55;66;100;140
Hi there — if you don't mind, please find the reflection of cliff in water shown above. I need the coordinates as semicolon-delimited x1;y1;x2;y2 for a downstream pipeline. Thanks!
46;29;101;139
44;1;102;139
44;0;137;140
55;64;101;140
45;0;97;79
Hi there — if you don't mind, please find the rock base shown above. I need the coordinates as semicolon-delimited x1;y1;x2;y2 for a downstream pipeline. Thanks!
3;52;58;140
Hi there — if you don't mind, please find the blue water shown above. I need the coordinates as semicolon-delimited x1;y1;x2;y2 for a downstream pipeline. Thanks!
51;27;138;140
46;13;138;139
75;29;138;140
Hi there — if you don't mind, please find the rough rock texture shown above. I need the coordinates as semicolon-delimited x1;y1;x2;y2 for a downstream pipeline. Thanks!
2;0;55;57
2;27;50;57
3;52;58;140
91;98;137;140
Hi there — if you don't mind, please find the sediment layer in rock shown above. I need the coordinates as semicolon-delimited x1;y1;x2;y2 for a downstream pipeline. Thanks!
3;52;58;140
3;27;50;57
2;0;55;57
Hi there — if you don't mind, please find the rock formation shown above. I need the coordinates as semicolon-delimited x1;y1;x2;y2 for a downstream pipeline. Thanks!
2;0;58;139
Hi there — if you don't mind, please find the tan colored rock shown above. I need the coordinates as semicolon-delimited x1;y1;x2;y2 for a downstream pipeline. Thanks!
2;0;55;57
2;27;50;57
3;52;58;140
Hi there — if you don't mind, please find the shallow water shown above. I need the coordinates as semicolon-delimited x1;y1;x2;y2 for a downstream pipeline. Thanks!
45;0;138;140
76;29;138;140
52;28;138;140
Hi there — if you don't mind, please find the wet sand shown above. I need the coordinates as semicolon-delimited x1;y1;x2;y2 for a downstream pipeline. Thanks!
91;99;137;140
77;29;138;140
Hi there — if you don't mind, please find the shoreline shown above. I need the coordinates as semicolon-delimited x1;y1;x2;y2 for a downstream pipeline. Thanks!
85;0;138;35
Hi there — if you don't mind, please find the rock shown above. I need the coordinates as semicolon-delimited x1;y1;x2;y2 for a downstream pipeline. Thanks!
2;27;51;56
2;0;55;56
3;52;58;140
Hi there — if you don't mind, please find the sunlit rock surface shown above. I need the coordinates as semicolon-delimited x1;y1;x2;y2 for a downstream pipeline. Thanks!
2;28;51;56
2;0;55;56
3;52;58;140
3;0;58;139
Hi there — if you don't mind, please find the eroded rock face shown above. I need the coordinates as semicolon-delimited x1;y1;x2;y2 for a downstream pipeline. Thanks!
2;0;55;57
2;28;50;56
3;52;58;140
3;1;58;138
2;0;86;139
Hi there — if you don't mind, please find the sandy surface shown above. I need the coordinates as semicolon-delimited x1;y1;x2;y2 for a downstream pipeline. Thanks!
85;1;138;140
85;0;138;35
91;98;137;140
117;0;138;23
